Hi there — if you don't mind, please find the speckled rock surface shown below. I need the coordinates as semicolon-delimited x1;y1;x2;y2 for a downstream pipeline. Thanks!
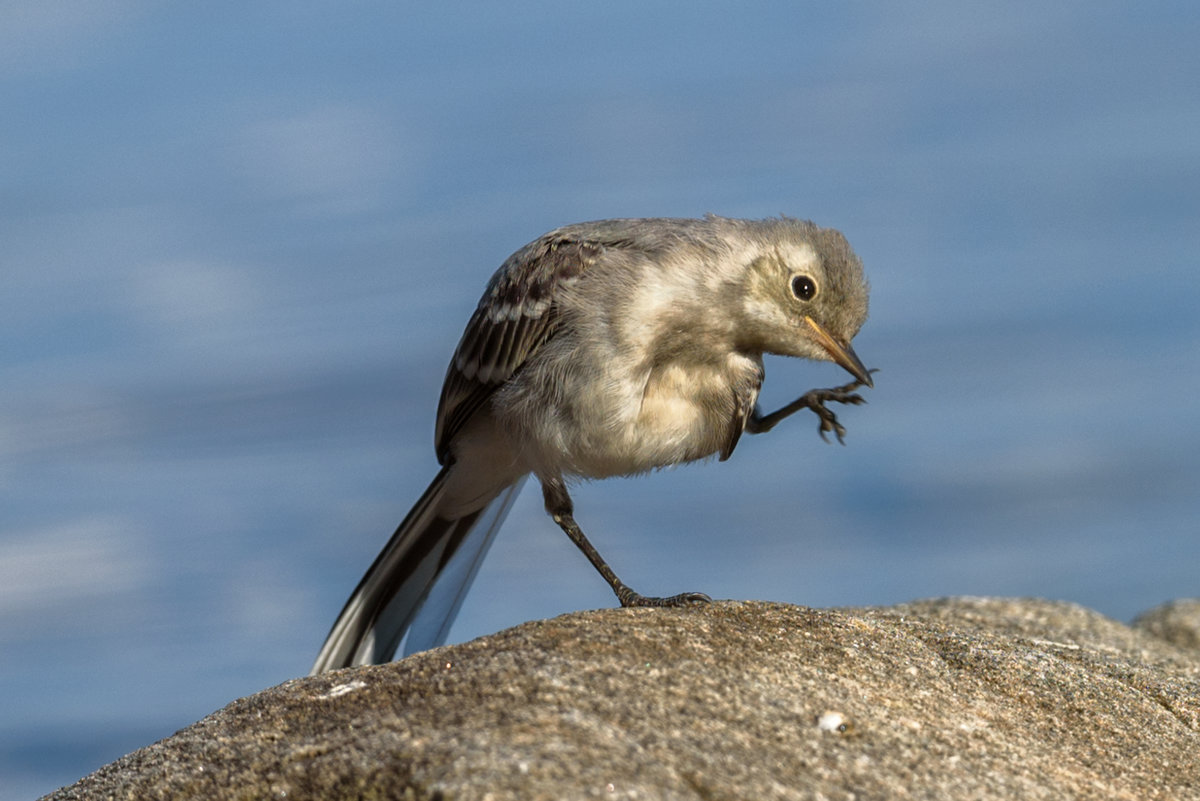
1133;598;1200;652
44;598;1200;800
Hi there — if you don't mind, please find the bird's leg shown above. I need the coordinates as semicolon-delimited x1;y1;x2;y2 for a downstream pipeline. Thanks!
746;372;876;444
540;477;711;608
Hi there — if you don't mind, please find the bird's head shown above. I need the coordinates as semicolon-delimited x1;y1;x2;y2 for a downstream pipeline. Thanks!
736;218;872;387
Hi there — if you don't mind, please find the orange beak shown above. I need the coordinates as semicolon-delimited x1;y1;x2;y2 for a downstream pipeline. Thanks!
804;316;873;387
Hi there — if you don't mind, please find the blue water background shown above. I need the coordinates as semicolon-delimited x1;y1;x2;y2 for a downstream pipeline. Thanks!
3;3;1198;797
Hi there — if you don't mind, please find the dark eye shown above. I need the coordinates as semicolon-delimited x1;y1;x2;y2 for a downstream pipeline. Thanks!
791;275;817;301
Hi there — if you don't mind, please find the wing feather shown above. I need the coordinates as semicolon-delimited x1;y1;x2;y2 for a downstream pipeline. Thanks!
434;235;604;462
719;363;764;461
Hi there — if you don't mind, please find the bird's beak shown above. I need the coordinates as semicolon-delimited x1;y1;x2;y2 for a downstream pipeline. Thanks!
804;316;874;388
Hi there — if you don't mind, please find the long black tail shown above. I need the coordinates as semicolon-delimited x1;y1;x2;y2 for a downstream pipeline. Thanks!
310;468;524;674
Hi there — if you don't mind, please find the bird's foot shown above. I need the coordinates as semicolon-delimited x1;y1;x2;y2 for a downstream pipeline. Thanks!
616;586;712;608
803;371;877;444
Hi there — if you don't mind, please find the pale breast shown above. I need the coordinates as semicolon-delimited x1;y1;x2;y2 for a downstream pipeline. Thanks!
550;353;761;479
633;363;729;457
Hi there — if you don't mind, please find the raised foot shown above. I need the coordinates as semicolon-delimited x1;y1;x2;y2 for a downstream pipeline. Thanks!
616;589;712;608
805;371;877;444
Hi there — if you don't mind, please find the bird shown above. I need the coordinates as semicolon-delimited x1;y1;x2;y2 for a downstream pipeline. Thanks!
311;214;872;674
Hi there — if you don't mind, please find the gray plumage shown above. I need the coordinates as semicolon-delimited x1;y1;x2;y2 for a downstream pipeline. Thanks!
311;215;872;674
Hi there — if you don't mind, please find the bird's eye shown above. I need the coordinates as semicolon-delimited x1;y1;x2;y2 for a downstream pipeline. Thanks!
791;275;817;301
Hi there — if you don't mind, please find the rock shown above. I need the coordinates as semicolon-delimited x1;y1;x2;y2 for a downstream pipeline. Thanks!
1133;598;1200;652
43;598;1200;801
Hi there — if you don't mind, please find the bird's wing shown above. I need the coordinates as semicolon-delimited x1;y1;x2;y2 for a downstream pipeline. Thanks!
719;365;764;461
435;234;607;462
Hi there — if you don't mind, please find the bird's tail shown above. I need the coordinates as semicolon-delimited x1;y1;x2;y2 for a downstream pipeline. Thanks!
310;467;525;674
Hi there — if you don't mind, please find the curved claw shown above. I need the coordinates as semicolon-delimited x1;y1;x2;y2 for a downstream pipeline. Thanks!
805;371;877;444
809;394;851;444
817;414;848;445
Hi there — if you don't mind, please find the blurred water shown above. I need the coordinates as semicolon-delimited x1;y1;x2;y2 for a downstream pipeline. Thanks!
3;3;1199;798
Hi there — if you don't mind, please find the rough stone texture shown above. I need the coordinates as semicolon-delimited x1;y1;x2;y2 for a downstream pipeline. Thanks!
1133;598;1200;652
44;598;1200;801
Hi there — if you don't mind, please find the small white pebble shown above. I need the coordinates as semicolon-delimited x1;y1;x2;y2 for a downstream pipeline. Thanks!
319;680;367;700
817;711;847;732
